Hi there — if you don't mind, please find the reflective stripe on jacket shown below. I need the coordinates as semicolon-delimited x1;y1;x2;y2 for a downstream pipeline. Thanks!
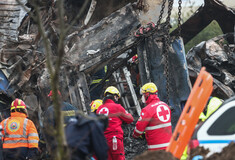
133;94;172;150
97;99;134;140
1;112;39;149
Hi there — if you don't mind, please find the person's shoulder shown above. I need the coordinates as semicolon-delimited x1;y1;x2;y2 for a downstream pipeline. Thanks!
116;103;125;109
0;118;7;124
26;118;37;125
63;102;78;110
89;113;108;131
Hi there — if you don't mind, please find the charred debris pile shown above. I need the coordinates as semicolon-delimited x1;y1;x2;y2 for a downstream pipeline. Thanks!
0;0;234;159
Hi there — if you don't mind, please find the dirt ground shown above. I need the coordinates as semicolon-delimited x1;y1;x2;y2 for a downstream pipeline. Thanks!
206;142;235;160
189;142;235;160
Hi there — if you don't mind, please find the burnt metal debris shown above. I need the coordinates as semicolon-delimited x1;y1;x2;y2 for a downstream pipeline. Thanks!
187;33;235;99
0;0;234;158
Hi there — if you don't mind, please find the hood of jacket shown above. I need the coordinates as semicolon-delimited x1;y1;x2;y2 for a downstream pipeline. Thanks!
146;94;160;105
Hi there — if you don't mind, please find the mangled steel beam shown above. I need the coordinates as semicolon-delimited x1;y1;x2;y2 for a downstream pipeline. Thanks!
171;0;235;44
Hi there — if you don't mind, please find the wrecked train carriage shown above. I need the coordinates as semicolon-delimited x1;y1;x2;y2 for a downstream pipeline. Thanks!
0;0;190;131
0;0;234;131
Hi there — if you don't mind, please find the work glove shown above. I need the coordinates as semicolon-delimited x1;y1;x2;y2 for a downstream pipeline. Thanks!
139;132;146;139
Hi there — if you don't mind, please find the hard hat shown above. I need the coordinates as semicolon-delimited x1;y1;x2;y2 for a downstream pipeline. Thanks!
11;98;26;110
90;99;103;112
140;82;158;95
104;86;120;98
48;90;61;97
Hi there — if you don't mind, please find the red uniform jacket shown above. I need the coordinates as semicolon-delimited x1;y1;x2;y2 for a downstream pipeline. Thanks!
97;99;133;140
133;94;172;150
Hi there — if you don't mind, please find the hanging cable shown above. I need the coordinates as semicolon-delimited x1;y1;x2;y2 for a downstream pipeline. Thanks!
177;0;182;38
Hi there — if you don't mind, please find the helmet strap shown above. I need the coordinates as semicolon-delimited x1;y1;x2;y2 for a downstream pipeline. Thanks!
144;92;150;102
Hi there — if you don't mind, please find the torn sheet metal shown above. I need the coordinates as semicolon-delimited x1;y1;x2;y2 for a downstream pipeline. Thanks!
186;33;235;99
66;4;140;74
0;0;29;48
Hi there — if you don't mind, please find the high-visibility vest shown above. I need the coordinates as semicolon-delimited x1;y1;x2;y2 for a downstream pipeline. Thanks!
180;145;188;160
0;112;39;149
199;97;223;122
91;66;108;85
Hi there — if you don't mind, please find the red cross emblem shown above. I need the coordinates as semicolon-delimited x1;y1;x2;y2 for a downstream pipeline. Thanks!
98;107;109;116
156;105;170;122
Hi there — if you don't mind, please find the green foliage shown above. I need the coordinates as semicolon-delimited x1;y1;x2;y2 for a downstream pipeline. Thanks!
185;20;223;53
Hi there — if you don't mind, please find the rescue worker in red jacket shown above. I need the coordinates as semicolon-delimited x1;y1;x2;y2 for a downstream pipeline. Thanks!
132;82;172;150
0;98;39;160
97;86;134;160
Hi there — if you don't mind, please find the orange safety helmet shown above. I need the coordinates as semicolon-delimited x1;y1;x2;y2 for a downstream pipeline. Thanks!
10;98;27;111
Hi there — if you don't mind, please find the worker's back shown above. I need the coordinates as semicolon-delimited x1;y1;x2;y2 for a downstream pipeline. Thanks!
65;113;108;160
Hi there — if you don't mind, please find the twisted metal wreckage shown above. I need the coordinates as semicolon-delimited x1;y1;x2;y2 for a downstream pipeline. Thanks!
0;0;234;130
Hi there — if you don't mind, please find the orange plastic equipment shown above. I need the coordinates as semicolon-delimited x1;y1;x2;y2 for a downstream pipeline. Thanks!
166;67;213;159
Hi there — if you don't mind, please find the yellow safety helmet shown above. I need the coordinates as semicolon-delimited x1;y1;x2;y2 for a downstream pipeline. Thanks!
104;86;120;98
90;99;103;112
140;82;158;95
10;98;27;111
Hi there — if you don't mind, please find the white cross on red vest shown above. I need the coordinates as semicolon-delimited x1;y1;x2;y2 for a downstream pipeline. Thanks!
157;105;170;122
99;107;109;116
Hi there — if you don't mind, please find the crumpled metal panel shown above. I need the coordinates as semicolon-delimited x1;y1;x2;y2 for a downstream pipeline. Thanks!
186;33;235;99
66;4;140;74
0;0;29;48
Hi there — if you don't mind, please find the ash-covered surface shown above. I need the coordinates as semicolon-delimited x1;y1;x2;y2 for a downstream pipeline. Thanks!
123;117;148;160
